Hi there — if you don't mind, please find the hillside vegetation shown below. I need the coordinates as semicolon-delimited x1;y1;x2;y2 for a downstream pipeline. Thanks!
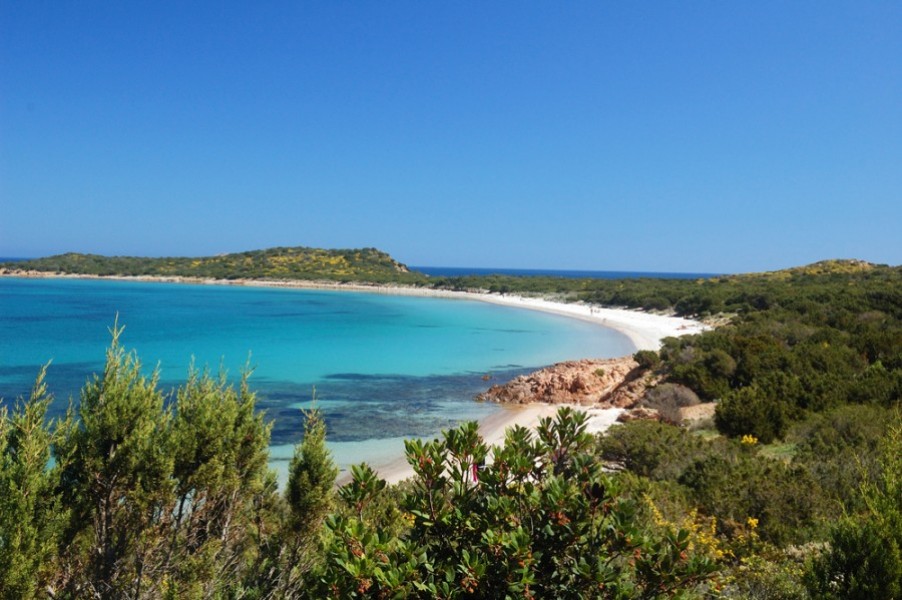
1;246;425;284
428;259;898;317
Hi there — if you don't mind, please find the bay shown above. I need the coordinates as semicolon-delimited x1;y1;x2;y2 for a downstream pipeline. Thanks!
0;277;634;475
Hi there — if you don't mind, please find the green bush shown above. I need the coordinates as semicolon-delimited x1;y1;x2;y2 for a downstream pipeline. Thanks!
678;452;824;546
805;422;902;598
311;408;720;598
715;386;788;444
597;420;709;480
634;349;662;370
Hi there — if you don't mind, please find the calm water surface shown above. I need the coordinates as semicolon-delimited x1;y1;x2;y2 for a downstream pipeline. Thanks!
0;277;634;473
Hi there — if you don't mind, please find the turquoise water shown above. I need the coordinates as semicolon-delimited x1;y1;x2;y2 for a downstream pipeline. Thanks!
0;277;633;472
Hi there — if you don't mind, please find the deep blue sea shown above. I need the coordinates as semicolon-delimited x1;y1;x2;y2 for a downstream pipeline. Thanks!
0;277;634;475
413;266;719;279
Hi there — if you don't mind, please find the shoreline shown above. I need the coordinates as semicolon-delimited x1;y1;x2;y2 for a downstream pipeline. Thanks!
1;270;708;351
3;270;709;484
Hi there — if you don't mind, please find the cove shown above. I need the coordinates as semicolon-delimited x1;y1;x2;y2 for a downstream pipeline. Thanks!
0;277;634;473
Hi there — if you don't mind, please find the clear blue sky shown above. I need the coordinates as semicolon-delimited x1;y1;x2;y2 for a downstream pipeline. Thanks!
2;2;899;273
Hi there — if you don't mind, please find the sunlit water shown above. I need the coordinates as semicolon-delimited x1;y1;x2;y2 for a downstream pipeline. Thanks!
0;277;634;478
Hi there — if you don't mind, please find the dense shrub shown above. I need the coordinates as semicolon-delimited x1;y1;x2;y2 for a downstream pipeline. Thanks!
678;452;825;546
597;420;709;480
641;383;701;424
634;349;662;370
715;386;789;443
600;420;826;547
805;422;902;598
312;409;720;598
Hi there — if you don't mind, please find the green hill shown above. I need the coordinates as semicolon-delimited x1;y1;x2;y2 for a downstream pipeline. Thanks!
0;246;426;284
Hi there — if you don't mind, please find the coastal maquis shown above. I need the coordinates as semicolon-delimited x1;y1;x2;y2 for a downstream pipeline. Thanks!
1;249;901;597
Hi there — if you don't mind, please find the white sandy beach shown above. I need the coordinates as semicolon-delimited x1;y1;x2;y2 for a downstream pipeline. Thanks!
464;293;708;351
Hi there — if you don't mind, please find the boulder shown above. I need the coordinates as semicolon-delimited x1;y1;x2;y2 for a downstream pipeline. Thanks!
476;356;658;407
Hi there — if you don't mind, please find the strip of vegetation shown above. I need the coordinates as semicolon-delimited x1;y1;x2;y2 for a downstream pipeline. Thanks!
0;246;428;284
427;258;897;317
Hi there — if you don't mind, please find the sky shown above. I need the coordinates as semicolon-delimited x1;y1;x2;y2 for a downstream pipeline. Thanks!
1;2;900;273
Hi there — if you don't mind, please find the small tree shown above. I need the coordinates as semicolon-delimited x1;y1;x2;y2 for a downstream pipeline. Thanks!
272;406;338;595
715;385;788;443
54;326;175;600
164;367;275;597
286;407;338;539
0;367;67;599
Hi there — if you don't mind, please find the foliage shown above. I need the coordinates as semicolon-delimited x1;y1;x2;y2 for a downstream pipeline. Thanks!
0;367;67;599
286;407;338;537
714;385;788;444
311;408;719;598
634;349;662;370
3;246;425;284
256;405;340;597
805;420;902;598
54;327;176;598
599;420;826;547
164;365;275;598
790;404;890;515
34;326;278;599
677;450;824;546
721;548;811;600
597;420;709;480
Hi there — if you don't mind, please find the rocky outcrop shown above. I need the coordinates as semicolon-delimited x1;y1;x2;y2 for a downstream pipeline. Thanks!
476;356;659;408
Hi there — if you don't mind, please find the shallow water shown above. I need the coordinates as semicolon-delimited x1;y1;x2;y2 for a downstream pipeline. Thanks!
0;277;634;472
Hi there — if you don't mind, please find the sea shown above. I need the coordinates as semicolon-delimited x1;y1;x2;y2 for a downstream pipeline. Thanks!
0;275;640;479
412;266;719;279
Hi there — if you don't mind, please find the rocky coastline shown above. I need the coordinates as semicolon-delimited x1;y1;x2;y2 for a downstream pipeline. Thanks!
476;355;716;425
476;356;665;420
